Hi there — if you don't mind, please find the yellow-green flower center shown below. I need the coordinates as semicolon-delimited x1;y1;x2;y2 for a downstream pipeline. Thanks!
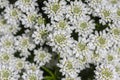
1;70;10;79
102;10;110;18
73;6;82;14
54;34;66;45
28;15;36;22
80;22;88;29
23;0;31;4
117;9;120;16
111;0;117;4
37;17;44;25
79;56;86;63
21;38;29;47
107;55;113;61
97;36;106;46
93;53;99;59
66;61;73;70
38;30;47;38
30;66;37;71
81;56;86;62
93;0;102;3
112;28;120;36
101;68;113;79
0;19;6;26
2;54;10;62
29;74;37;80
66;78;74;80
11;9;18;17
4;40;12;48
58;21;66;29
115;66;120;74
77;43;86;51
118;48;120;53
9;26;14;31
51;3;60;13
39;53;46;60
16;61;24;69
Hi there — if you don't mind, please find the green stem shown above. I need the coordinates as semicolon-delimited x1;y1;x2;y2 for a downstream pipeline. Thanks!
44;76;54;80
41;66;56;79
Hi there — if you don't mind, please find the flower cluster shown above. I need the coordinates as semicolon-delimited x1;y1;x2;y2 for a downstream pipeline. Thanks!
0;0;120;80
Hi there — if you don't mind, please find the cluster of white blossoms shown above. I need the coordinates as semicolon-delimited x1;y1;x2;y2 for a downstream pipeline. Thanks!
0;0;120;80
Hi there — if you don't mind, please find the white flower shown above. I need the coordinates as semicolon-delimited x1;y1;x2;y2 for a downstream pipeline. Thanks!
73;36;93;58
66;0;91;21
6;23;21;35
114;62;120;77
87;0;105;8
0;51;15;65
50;16;74;33
3;4;22;25
32;25;48;45
88;0;119;11
15;34;35;55
0;16;8;35
89;31;113;54
111;5;120;22
0;16;20;35
91;52;104;65
20;10;38;28
24;63;40;73
57;56;80;78
0;34;16;53
0;0;9;8
92;3;114;24
35;14;45;26
62;76;81;80
88;0;120;25
22;63;43;80
76;55;91;70
95;63;118;80
112;43;120;58
58;43;75;58
47;30;73;52
0;64;20;80
11;58;26;72
15;0;38;13
103;50;119;65
34;48;52;66
22;72;43;80
73;15;95;37
42;0;67;20
0;0;120;80
107;23;120;44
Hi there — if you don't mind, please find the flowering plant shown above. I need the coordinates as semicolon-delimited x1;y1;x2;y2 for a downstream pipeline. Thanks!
0;0;120;80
